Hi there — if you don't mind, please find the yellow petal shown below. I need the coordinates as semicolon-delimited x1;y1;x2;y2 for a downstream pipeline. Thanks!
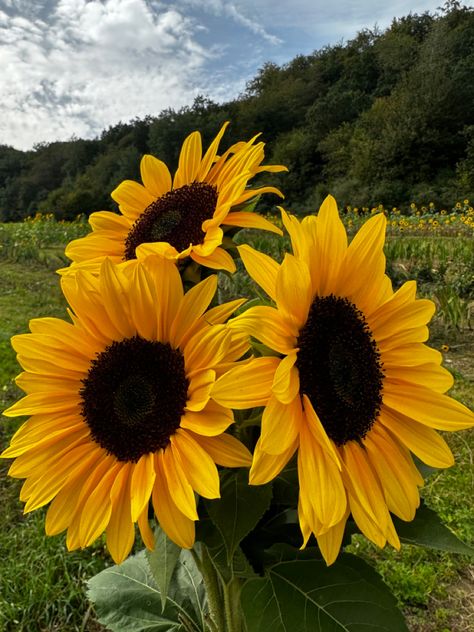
186;369;216;412
160;448;198;520
302;395;341;469
193;431;252;468
170;275;217;348
212;356;279;408
280;207;309;262
192;226;224;257
130;452;156;522
173;131;202;188
140;155;172;198
364;427;420;521
99;259;135;339
181;400;233;436
237;244;279;301
198;122;229;180
223;211;282;235
370;299;435;341
337;213;387;313
298;422;346;530
171;430;220;499
190;246;236;273
347;492;387;548
275;254;312;330
138;505;155;550
249;437;298;485
383;383;474;430
65;235;123;265
182;299;247;351
141;256;183;340
385;364;454;394
184;325;231;371
111;180;155;221
379;407;454;468
66;454;116;550
316;508;350;566
229;305;297;354
107;463;135;564
377;326;429;352
7;428;89;478
12;333;92;373
313;195;348;297
79;461;122;547
22;443;98;512
272;352;299;404
232;185;284;207
152;453;195;548
342;442;387;531
3;419;84;458
260;394;302;455
382;343;442;367
45;448;106;536
88;210;131;232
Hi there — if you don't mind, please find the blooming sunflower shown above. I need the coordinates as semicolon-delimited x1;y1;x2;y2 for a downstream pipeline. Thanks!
2;257;251;563
211;195;474;565
64;122;285;275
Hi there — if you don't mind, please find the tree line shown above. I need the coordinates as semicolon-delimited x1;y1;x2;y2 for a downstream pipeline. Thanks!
1;1;473;221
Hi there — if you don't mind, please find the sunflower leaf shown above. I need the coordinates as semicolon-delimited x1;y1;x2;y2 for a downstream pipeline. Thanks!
204;469;272;565
393;502;474;555
87;550;207;632
146;526;182;611
240;553;409;631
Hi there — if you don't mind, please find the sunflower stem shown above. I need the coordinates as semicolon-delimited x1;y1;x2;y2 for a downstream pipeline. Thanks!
223;577;242;632
195;545;225;632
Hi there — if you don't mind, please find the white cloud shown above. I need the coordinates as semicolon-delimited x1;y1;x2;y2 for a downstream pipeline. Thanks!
180;0;282;45
0;0;221;149
0;0;451;150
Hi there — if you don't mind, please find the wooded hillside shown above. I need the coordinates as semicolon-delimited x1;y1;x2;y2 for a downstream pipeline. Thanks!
1;1;473;221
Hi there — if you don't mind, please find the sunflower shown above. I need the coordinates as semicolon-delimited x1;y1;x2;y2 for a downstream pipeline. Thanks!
211;195;474;564
64;122;285;275
2;257;252;563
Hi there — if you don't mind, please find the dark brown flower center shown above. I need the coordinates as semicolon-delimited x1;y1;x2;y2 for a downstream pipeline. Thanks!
80;336;189;462
124;182;218;259
296;295;384;445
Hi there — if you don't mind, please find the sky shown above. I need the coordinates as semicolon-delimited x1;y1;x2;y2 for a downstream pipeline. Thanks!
0;0;455;150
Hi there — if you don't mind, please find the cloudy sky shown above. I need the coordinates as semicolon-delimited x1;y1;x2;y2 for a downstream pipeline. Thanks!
0;0;449;150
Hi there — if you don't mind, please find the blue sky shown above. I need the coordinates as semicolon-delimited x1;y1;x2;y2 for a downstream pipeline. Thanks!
0;0;453;149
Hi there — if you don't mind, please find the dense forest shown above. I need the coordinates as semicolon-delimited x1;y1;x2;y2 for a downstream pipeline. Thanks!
1;1;473;221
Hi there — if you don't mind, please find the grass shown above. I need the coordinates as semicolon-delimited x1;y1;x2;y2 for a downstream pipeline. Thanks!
0;221;473;631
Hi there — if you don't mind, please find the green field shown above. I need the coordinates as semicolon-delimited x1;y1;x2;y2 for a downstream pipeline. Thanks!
0;218;473;632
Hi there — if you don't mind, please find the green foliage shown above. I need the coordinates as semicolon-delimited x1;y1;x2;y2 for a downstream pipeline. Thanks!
88;550;207;632
147;527;182;610
393;502;474;555
205;470;272;566
0;214;89;267
240;552;409;632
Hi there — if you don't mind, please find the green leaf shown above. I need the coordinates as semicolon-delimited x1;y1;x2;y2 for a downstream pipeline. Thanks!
205;469;272;565
88;550;207;632
272;460;298;506
146;526;181;610
197;511;258;582
241;553;409;631
393;502;474;555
